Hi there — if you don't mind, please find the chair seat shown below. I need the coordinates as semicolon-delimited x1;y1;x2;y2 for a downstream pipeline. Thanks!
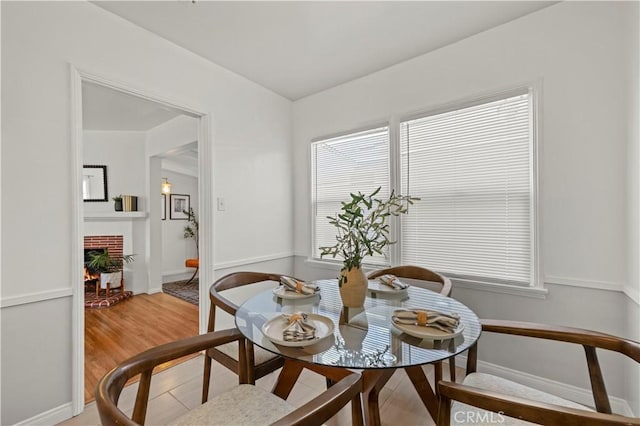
171;384;294;426
215;341;279;365
451;372;593;426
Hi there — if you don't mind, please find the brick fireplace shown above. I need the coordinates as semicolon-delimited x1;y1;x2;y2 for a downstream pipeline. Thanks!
84;235;124;258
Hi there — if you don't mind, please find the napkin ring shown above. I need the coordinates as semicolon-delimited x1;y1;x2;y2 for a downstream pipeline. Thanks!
416;310;428;326
289;313;304;324
296;282;303;293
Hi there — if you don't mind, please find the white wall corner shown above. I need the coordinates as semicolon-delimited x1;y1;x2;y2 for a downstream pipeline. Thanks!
624;284;640;306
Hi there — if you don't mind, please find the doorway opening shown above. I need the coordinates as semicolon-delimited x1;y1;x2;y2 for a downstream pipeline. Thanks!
70;67;214;414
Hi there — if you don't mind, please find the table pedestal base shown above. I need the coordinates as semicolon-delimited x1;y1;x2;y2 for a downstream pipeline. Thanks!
273;359;440;426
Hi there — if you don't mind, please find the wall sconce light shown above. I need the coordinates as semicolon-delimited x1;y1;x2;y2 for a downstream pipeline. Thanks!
161;177;172;194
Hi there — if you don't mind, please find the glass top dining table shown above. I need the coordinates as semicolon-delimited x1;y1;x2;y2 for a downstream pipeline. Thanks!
235;278;482;424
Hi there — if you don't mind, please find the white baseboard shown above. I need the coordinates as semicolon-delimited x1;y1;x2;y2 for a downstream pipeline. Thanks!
162;268;190;277
148;286;163;294
455;355;635;417
214;251;293;270
15;402;73;426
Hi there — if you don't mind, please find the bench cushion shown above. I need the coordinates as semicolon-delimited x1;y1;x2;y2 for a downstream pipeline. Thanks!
185;259;199;268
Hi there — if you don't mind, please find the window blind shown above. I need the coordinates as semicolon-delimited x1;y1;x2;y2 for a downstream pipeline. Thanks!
400;92;533;285
312;126;391;264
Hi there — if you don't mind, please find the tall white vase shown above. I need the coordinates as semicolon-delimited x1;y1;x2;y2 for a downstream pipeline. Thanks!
339;266;367;307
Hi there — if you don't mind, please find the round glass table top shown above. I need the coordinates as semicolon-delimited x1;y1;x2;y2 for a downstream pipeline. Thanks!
235;279;481;370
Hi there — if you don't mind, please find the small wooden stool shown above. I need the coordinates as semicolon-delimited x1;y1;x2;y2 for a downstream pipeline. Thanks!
184;258;199;284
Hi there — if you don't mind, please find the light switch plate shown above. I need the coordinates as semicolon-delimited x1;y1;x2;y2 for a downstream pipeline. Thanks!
217;197;226;211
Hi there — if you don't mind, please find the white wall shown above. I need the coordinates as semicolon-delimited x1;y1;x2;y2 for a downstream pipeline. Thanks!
83;131;146;212
0;2;293;424
292;1;638;412
83;131;149;294
624;0;640;416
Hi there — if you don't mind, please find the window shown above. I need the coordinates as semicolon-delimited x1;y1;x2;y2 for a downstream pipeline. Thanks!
309;89;537;287
311;126;391;265
399;90;535;286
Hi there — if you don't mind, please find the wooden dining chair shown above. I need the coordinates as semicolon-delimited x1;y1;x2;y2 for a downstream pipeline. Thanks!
203;271;303;402
96;329;364;426
437;320;640;425
367;265;452;296
368;264;456;383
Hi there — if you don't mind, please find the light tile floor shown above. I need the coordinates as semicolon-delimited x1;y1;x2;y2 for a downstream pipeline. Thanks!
59;356;458;425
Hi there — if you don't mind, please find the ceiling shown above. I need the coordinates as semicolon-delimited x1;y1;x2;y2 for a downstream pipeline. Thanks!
83;82;198;175
82;82;184;131
93;1;555;101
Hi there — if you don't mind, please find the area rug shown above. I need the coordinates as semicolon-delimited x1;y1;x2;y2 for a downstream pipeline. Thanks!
162;279;199;305
84;288;133;308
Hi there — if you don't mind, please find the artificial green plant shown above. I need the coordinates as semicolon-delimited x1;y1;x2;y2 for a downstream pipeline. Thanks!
319;187;417;285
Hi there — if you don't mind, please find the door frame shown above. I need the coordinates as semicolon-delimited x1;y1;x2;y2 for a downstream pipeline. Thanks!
69;65;214;414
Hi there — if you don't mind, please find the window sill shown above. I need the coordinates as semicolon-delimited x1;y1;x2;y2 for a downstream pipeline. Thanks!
303;258;389;274
304;257;547;299
452;278;548;299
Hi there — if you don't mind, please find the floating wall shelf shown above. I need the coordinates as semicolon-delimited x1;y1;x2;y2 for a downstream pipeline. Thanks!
83;212;147;221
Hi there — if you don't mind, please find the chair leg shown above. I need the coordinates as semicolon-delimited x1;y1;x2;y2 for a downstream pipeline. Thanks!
351;392;364;426
184;267;199;285
202;353;212;403
246;341;256;385
434;361;443;396
449;357;456;382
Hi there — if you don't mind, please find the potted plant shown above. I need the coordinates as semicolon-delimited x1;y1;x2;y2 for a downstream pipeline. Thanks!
320;187;417;307
183;207;199;257
86;250;135;294
112;195;123;212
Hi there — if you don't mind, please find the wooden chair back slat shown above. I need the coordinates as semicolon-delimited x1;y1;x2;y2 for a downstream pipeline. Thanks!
367;265;452;296
584;346;612;414
132;370;152;424
96;329;243;426
441;319;640;425
437;381;640;426
96;329;364;426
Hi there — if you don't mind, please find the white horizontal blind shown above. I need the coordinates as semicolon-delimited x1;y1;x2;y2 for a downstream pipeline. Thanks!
400;92;533;285
312;126;391;264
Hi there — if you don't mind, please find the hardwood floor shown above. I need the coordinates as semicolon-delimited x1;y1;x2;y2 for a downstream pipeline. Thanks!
84;292;199;402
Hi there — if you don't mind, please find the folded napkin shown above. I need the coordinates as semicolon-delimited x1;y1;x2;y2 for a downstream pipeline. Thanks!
392;309;461;333
378;274;410;290
282;312;316;342
280;276;319;295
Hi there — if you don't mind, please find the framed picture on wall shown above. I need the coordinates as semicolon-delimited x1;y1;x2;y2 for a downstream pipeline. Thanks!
161;194;166;220
170;194;190;220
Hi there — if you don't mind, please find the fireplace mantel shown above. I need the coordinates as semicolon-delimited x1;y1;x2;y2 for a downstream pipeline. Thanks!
84;212;147;221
